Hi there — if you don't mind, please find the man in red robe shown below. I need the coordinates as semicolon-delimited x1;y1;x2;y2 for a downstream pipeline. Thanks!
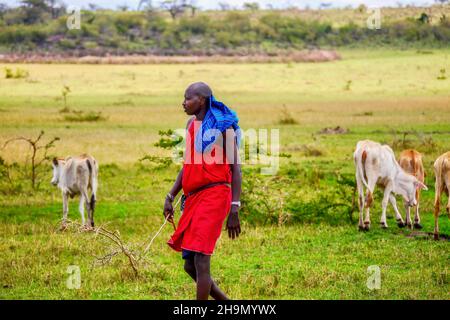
164;82;242;300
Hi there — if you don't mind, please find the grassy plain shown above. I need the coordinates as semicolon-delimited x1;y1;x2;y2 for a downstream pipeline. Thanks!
0;49;449;299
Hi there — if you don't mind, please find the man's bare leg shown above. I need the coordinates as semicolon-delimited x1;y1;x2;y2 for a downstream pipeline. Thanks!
184;255;228;300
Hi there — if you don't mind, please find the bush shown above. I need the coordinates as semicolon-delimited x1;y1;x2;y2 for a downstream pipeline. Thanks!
1;131;59;191
114;12;145;35
58;38;77;49
277;105;298;125
4;67;29;79
0;25;48;45
240;166;356;226
178;16;210;35
388;130;439;154
63;110;106;122
0;156;23;195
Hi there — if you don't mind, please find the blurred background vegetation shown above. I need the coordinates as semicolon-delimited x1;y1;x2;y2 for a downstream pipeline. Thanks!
0;0;449;56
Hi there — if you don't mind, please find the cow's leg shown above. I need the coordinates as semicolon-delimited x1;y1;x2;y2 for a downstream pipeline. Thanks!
446;182;450;217
389;194;405;227
87;192;94;228
60;192;69;231
413;203;422;229
363;192;371;230
89;197;95;228
87;189;95;228
403;201;412;229
380;187;391;229
433;181;442;240
447;198;450;217
413;190;422;229
356;174;365;231
363;177;377;231
79;194;86;226
80;188;93;229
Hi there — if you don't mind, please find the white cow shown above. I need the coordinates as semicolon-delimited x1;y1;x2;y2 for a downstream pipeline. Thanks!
353;140;427;231
51;154;98;230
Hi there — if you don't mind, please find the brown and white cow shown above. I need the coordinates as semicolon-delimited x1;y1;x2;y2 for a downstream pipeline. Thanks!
433;151;450;240
51;154;98;230
353;140;428;231
398;149;425;229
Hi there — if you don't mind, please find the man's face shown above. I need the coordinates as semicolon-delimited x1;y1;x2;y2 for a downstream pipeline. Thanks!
183;90;204;115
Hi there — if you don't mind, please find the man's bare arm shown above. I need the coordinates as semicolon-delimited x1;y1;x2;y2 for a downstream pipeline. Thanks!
169;168;183;198
225;127;242;239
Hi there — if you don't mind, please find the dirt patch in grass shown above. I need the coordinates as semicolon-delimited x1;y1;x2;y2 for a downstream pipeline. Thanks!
63;110;106;122
403;230;450;241
0;50;341;64
318;126;349;135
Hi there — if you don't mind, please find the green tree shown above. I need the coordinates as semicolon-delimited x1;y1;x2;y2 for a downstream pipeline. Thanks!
160;0;189;20
0;3;7;22
20;0;51;24
243;2;259;11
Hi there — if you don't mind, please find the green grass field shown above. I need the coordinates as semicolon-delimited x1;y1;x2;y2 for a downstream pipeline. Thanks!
0;49;449;299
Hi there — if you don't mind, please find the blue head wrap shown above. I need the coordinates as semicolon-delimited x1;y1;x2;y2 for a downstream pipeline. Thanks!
194;95;241;153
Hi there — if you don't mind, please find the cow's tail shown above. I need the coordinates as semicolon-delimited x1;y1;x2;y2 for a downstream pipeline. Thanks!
86;158;98;213
434;155;447;224
355;147;373;207
355;148;370;190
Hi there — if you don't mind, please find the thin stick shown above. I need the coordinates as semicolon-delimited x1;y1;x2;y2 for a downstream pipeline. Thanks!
142;196;181;256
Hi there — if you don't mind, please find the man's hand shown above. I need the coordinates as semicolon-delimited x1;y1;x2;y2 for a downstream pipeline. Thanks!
163;198;174;223
226;206;241;239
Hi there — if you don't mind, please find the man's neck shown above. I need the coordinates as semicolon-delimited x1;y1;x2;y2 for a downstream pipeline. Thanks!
195;107;207;121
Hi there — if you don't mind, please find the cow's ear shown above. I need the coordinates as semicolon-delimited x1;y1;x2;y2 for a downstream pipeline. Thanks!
52;157;58;166
415;180;428;191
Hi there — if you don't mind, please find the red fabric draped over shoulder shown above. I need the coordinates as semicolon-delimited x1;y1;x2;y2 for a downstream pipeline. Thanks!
167;120;232;255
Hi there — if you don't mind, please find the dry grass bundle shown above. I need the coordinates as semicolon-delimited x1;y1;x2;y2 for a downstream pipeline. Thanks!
61;197;180;277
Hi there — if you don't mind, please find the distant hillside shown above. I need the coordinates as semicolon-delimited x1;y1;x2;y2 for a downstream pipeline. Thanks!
242;5;450;27
0;3;449;57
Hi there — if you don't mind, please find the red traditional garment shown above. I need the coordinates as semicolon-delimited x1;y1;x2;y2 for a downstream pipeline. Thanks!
167;120;232;255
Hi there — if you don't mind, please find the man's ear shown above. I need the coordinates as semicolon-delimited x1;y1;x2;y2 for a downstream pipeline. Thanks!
52;157;58;166
415;180;428;191
198;95;206;107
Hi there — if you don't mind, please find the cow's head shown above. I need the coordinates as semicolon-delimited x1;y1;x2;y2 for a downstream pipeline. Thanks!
51;158;62;186
394;174;428;207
